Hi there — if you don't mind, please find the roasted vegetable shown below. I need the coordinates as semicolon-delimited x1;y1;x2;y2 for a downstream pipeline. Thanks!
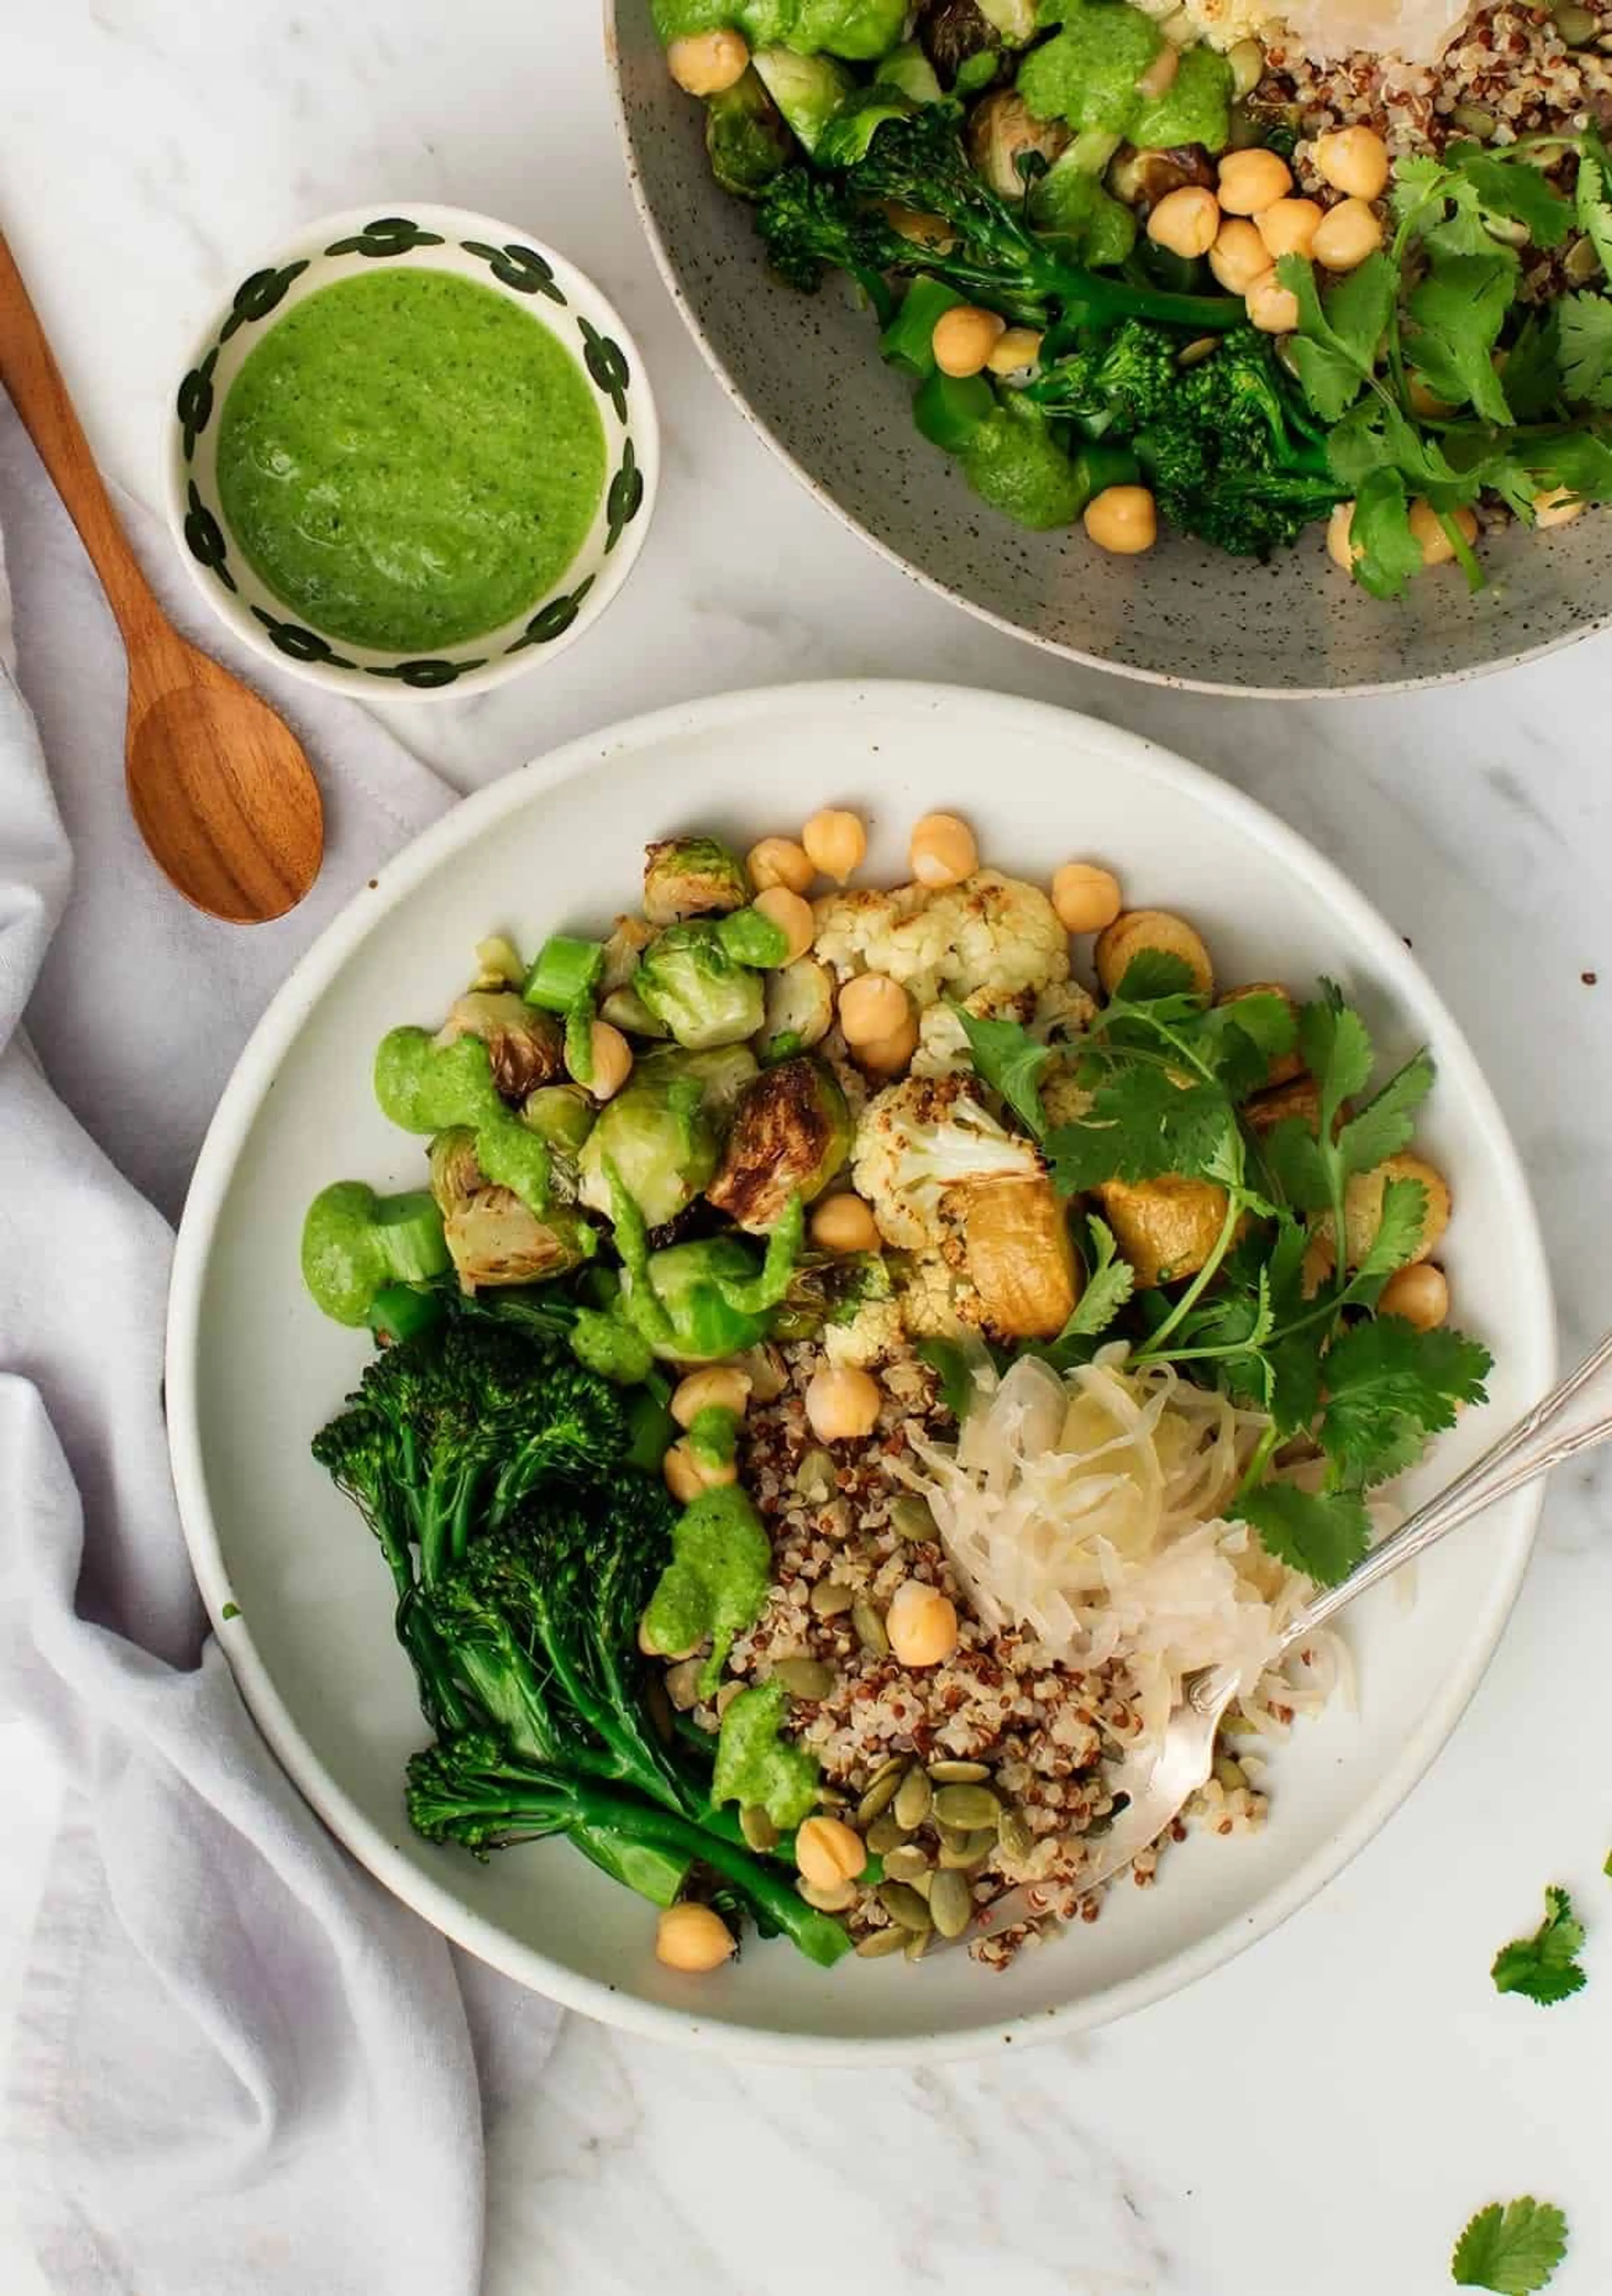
635;922;768;1050
1095;1173;1230;1288
434;992;563;1102
429;1128;595;1290
953;1175;1079;1336
707;1055;853;1230
643;835;749;926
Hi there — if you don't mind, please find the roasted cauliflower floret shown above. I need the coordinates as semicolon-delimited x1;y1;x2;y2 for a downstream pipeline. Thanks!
814;871;1070;1009
913;986;1036;1079
851;1073;1046;1251
1034;978;1098;1040
897;1246;986;1341
823;1295;908;1370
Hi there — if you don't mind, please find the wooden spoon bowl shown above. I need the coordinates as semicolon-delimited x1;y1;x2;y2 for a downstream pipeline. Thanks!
0;230;323;922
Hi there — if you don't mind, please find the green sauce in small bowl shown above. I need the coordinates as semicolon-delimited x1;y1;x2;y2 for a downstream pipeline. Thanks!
216;269;606;655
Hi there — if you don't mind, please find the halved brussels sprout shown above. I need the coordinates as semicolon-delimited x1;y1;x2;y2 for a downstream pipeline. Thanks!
432;992;563;1102
429;1127;595;1290
642;835;749;927
758;957;835;1060
634;923;766;1050
707;1056;853;1232
578;1045;759;1229
966;88;1071;199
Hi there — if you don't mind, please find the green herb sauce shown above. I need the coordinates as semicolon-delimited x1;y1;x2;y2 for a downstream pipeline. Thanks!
216;269;605;652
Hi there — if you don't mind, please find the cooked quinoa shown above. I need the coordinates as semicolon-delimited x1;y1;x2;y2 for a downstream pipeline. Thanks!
674;1343;1269;1970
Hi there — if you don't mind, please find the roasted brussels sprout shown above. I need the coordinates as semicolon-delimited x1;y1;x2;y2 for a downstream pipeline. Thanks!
634;922;767;1050
578;1043;758;1229
1095;1174;1229;1288
706;68;795;198
429;1128;596;1291
1107;142;1219;212
521;1084;596;1154
751;47;857;156
954;1176;1079;1337
642;835;749;927
919;0;1024;89
707;1056;853;1231
759;957;835;1059
434;991;563;1103
966;88;1071;199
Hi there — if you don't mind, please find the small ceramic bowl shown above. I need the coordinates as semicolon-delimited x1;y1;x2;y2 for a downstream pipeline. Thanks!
165;204;658;698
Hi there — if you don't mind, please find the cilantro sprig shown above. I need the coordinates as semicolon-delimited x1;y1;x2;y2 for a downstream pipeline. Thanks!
1491;1885;1588;2007
1451;2198;1569;2293
957;958;1492;1587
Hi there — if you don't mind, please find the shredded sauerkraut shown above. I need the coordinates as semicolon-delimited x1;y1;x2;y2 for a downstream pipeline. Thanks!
912;1349;1350;1752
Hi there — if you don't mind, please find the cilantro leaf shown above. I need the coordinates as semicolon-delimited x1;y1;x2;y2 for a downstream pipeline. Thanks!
1559;291;1612;408
1237;1482;1371;1586
1317;1317;1493;1488
918;1336;979;1423
1521;423;1612;507
1501;309;1565;423
1046;1063;1238;1193
1451;2199;1569;2293
1261;1113;1330;1213
1445;143;1574;249
1299;984;1376;1131
1576;131;1612;279
1346;466;1427;601
955;1006;1050;1139
1336;1047;1435;1175
1353;1173;1434;1279
1491;1885;1588;2007
1278;252;1395;422
1112;949;1198;1005
1037;1217;1136;1364
1197;992;1298;1100
1407;250;1517;422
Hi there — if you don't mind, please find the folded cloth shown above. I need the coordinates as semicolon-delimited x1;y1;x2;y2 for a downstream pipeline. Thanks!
0;393;557;2295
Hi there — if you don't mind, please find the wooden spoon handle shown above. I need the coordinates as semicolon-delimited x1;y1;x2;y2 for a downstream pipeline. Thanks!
0;231;172;666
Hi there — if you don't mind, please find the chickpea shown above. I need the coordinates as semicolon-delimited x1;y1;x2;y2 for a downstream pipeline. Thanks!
1256;197;1323;260
665;28;749;96
801;807;866;885
663;1439;737;1503
671;1365;752;1426
885;1579;960;1668
1245;267;1300;334
909;810;978;889
1052;861;1123;935
1147;185;1220;260
1408;499;1479;568
805;1363;882;1443
932;304;1007;379
655;1901;737;1973
1209;217;1271;295
1311;196;1383;273
753;885;815;963
856;1012;920;1076
573;1020;633;1100
1217;147;1293;215
747;835;814;895
1327;499;1361;573
795;1814;868;1891
987;325;1043;376
1534;487;1584;529
1378;1262;1450;1330
839;971;911;1047
1314;125;1390;202
810;1192;882;1254
1083;484;1157;555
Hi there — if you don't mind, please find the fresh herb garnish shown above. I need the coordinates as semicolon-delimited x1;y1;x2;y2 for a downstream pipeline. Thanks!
1491;1885;1588;2006
957;961;1492;1585
1451;2198;1569;2293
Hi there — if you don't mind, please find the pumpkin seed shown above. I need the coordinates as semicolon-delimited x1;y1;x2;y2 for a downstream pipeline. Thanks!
1556;0;1597;39
877;1880;933;1932
906;1867;934;1902
854;1927;906;1959
816;1782;852;1809
773;1655;835;1700
794;1447;837;1504
937;1827;998;1871
1451;100;1497;136
928;1866;974;1939
1565;233;1602;283
931;1783;1002;1833
810;1579;855;1619
866;1811;912;1856
903;1926;932;1962
852;1599;890;1657
881;1843;932;1885
663;1657;704;1712
889;1495;937;1544
997;1808;1035;1863
740;1803;780;1853
892;1767;932;1831
856;1762;908;1826
799;1877;858;1913
926;1759;989;1784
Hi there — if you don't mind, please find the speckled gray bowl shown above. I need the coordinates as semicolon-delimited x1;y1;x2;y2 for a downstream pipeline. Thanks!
606;3;1612;696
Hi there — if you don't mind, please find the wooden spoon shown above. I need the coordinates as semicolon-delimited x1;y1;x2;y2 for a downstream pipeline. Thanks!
0;231;323;922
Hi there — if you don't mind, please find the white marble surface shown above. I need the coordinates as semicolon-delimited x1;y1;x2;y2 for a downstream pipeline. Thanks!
5;6;1612;2292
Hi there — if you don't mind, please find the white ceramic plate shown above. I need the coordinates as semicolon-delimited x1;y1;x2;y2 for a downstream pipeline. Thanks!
167;682;1555;2063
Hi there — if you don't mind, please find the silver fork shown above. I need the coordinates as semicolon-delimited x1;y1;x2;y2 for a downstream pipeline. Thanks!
956;1329;1612;1952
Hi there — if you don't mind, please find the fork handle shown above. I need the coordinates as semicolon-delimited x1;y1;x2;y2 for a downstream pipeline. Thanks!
1279;1329;1612;1649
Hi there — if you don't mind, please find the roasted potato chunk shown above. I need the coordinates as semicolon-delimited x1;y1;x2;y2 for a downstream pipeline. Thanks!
1243;1075;1322;1139
1094;910;1215;1001
1342;1152;1450;1269
1096;1174;1228;1288
954;1176;1079;1338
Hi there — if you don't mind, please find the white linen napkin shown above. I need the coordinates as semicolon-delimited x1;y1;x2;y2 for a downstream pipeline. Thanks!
0;393;557;2294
